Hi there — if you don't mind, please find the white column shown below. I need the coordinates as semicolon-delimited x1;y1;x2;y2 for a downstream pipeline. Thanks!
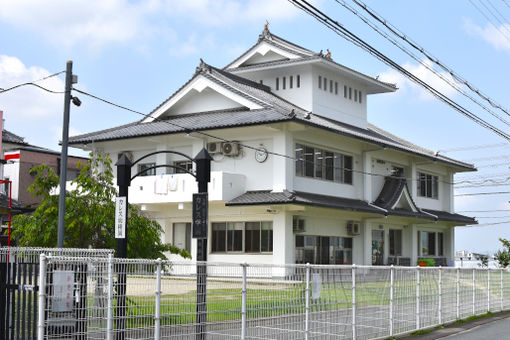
272;211;293;265
362;220;372;265
156;144;171;175
410;162;417;198
410;224;418;266
362;152;372;202
272;129;293;192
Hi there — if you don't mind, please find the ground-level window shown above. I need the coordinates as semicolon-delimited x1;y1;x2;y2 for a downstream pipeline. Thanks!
211;221;273;253
389;229;402;256
138;163;156;176
295;235;352;264
173;222;191;252
419;231;444;256
417;172;439;199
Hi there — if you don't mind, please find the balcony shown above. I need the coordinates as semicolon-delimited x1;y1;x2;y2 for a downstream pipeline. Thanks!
128;171;246;204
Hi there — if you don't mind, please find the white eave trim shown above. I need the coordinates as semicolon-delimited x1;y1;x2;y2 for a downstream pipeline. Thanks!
228;41;303;69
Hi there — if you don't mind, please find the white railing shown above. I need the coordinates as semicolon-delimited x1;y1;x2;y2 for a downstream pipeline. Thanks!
34;256;510;340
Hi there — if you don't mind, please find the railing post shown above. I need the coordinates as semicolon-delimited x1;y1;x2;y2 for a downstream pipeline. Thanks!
389;265;394;336
305;263;310;340
472;268;476;316
155;259;162;340
352;264;356;340
438;267;442;325
37;254;47;340
501;268;504;311
241;263;247;340
416;266;420;330
488;269;491;313
106;254;114;340
456;267;460;319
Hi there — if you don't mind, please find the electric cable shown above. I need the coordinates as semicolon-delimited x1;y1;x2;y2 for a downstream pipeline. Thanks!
469;0;510;44
288;0;510;142
0;70;65;94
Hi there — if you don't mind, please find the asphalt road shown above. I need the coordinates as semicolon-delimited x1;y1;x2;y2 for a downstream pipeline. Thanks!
443;316;510;339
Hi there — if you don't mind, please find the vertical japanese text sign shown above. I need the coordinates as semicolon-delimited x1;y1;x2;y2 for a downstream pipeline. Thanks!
115;196;127;238
192;192;208;238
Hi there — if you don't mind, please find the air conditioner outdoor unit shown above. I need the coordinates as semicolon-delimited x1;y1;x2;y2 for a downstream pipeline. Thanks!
207;142;222;154
293;216;305;233
347;221;360;235
222;142;240;156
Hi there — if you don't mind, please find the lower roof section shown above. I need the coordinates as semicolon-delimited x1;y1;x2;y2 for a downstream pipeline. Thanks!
226;190;477;225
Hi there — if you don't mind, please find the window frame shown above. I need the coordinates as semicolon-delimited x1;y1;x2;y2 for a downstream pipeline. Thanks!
417;172;439;199
138;163;156;176
211;221;273;254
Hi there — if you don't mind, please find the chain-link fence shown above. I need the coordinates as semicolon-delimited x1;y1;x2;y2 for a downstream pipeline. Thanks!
33;255;510;340
0;247;114;340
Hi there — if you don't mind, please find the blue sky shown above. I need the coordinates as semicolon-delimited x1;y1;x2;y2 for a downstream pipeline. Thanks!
1;0;510;254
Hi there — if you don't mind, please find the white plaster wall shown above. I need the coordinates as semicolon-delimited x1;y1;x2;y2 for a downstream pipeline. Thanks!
169;88;243;115
3;160;19;200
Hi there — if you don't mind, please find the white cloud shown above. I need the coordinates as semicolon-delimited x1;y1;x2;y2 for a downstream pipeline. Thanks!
378;59;458;100
0;55;65;148
464;19;510;52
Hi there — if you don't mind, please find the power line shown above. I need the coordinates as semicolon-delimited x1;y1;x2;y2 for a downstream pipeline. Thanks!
350;0;510;118
437;143;509;153
73;87;463;185
479;0;510;40
288;0;510;142
469;0;510;44
0;70;66;94
461;220;510;227
454;191;510;196
333;0;510;129
456;209;510;213
463;154;510;162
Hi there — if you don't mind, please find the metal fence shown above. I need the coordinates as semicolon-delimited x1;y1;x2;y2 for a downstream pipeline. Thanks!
0;247;114;340
35;255;510;340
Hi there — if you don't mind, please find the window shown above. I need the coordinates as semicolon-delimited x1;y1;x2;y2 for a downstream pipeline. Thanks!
335;82;338;95
419;231;444;256
330;80;333;93
175;160;193;174
297;75;301;88
295;143;353;184
211;221;273;253
323;77;327;91
417;172;439;198
173;223;191;251
318;75;322;89
354;89;358;102
389;229;402;256
359;91;362;103
289;75;293;89
276;77;279;90
344;85;347;98
282;76;286;90
349;87;352;99
138;163;156;176
295;235;352;264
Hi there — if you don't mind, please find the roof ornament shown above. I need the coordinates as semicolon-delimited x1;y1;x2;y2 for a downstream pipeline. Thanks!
258;20;272;41
196;58;212;74
326;49;331;59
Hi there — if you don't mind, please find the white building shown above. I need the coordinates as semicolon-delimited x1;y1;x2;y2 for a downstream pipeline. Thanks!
69;28;476;266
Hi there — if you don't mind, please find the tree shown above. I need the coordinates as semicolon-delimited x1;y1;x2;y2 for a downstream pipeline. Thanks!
12;153;190;260
495;238;510;268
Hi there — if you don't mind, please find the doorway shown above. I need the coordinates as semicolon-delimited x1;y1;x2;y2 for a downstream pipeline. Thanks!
372;230;384;265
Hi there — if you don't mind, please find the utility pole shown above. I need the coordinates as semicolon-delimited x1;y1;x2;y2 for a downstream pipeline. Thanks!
57;60;76;248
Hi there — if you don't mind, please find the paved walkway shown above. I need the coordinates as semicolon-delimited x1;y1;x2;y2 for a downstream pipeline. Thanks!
398;310;510;340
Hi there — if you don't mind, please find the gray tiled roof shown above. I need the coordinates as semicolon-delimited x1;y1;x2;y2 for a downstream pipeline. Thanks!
3;130;27;145
226;190;385;215
69;60;473;171
423;209;477;224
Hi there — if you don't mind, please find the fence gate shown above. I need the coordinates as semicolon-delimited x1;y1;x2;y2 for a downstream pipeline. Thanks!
0;252;39;340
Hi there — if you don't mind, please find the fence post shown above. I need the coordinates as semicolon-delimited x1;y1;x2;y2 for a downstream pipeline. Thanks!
106;254;114;340
416;266;420;330
389;265;394;337
305;263;310;340
488;269;491;313
501;269;504;311
352;264;356;340
37;254;47;340
472;269;476;316
241;263;247;340
155;259;162;340
456;267;460;319
438;267;442;325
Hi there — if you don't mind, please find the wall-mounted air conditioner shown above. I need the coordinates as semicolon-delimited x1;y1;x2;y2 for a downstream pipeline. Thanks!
347;221;360;235
293;216;305;233
222;142;240;156
207;142;222;154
